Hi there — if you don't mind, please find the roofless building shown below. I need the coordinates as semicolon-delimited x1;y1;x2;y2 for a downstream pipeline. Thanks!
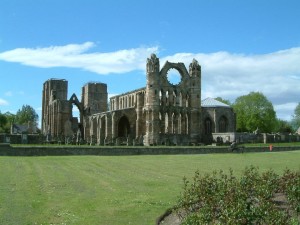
41;54;235;145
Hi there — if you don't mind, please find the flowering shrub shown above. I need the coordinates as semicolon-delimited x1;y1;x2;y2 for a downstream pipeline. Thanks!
175;166;300;225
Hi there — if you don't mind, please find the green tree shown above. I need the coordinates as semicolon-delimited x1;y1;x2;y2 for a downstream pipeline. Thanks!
291;103;300;130
4;112;15;124
233;92;277;133
275;119;294;133
0;112;8;133
15;105;38;125
214;97;231;106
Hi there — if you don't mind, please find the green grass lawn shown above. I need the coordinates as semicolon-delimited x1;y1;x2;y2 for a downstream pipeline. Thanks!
0;151;299;225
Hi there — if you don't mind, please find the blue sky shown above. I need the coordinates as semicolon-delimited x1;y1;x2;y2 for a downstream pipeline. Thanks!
1;0;300;125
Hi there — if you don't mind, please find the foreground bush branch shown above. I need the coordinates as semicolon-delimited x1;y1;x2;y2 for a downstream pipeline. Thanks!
175;166;300;225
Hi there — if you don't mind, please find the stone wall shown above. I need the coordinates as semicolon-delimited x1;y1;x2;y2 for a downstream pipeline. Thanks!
0;145;299;156
0;134;41;144
212;132;300;144
41;55;207;147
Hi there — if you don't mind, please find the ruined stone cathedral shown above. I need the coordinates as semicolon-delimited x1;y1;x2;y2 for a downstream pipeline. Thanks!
42;54;235;146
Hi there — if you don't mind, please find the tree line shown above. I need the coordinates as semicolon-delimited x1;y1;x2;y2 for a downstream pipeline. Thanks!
0;105;39;133
216;91;300;133
1;93;300;134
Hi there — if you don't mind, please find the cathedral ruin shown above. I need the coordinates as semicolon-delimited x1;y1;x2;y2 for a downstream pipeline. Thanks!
41;54;235;146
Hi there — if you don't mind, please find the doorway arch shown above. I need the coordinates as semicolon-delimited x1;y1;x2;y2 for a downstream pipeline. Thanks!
118;116;130;137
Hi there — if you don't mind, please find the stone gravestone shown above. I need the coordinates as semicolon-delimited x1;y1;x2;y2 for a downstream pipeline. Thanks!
46;129;52;143
76;129;82;145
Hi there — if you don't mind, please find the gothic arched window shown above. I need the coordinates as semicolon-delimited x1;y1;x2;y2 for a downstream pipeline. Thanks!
205;118;212;134
219;116;228;132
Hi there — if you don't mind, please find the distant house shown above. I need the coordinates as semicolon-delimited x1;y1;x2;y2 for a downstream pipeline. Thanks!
11;122;37;134
201;97;236;144
296;127;300;135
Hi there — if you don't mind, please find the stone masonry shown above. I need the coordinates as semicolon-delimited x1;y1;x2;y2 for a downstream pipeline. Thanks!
41;54;235;146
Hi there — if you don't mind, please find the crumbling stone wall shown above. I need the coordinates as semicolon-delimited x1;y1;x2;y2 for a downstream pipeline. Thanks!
41;54;235;146
143;54;201;145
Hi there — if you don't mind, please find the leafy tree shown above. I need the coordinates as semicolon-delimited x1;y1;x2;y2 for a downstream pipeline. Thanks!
0;112;7;126
275;119;294;133
233;92;277;133
0;112;8;133
291;103;300;130
15;105;38;125
4;112;15;123
3;112;16;133
214;97;231;106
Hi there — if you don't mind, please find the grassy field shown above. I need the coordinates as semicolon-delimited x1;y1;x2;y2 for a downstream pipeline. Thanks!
0;151;299;225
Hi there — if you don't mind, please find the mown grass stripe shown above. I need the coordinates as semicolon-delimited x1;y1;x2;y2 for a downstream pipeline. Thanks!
0;151;299;225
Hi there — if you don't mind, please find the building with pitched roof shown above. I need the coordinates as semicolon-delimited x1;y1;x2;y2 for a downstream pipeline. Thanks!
201;98;236;144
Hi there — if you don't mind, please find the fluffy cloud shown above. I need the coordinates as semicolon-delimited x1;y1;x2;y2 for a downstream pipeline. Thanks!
0;98;8;106
161;48;300;101
0;42;158;74
160;48;300;120
274;102;298;120
5;91;12;97
0;43;300;120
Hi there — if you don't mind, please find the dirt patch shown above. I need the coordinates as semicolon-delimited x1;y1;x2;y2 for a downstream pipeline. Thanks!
156;208;181;225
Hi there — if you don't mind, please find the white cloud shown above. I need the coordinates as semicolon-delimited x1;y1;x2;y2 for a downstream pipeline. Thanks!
0;98;9;106
161;48;300;102
1;42;300;120
274;102;298;121
0;42;158;74
5;91;12;97
160;47;300;120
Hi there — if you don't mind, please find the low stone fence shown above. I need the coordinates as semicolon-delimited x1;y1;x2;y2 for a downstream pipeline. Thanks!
212;132;300;144
0;133;42;144
0;144;299;156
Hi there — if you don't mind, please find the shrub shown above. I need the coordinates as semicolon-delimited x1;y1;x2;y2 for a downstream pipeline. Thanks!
175;166;300;225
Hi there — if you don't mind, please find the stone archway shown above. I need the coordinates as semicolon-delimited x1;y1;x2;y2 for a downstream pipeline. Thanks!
118;116;130;138
69;93;84;138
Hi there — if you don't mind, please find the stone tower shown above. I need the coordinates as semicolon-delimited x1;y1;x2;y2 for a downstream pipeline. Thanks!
81;82;108;141
42;79;72;141
81;82;108;115
188;59;201;143
41;79;70;137
143;54;202;145
143;54;161;145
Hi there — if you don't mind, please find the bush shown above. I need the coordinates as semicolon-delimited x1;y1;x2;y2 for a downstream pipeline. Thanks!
175;166;300;225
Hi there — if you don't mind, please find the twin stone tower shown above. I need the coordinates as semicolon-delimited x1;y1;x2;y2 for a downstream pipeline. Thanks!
42;54;234;146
